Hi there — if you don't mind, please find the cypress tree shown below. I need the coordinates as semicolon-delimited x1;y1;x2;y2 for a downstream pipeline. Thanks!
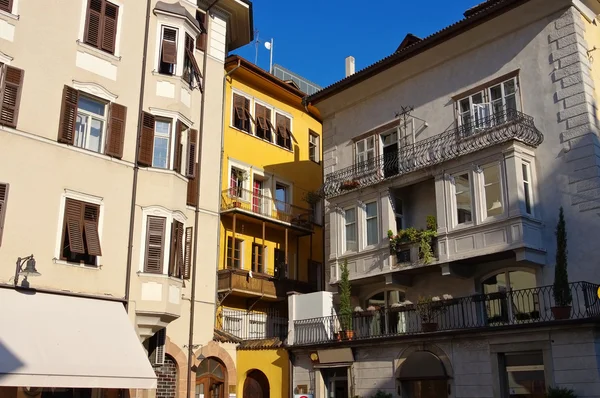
553;207;571;307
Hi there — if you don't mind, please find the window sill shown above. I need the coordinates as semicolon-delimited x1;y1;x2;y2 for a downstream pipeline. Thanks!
54;259;101;270
0;9;18;21
137;272;184;284
228;124;294;153
140;166;189;182
76;40;121;63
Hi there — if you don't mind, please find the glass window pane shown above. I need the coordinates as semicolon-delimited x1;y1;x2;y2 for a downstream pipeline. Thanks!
153;136;169;168
505;94;517;112
490;84;502;100
75;113;88;149
345;208;357;252
78;96;105;116
155;120;171;136
504;79;516;95
366;202;377;218
460;98;470;113
454;173;472;224
367;136;375;149
357;141;365;153
366;219;378;246
504;351;545;397
472;93;483;104
483;164;503;218
345;208;356;223
88;118;103;152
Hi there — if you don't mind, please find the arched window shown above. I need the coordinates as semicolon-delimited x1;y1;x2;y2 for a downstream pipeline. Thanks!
196;358;226;398
481;270;537;323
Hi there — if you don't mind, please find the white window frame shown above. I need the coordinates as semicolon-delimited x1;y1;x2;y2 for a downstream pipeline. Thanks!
226;235;244;270
138;205;187;274
77;0;125;57
450;171;475;229
479;162;506;222
227;159;251;201
153;10;202;77
148;108;194;173
355;136;377;169
152;117;173;169
309;131;320;163
74;94;108;154
250;242;267;273
273;177;293;214
364;201;379;248
521;160;534;216
158;25;179;76
54;190;105;268
343;206;358;253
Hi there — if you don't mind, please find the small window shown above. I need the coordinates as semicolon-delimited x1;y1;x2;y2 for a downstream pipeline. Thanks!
344;208;357;252
75;95;107;153
255;103;273;141
233;93;251;133
309;130;320;163
61;198;102;266
84;0;119;54
365;202;378;246
356;136;376;167
500;351;546;396
0;0;13;13
153;118;172;169
226;236;242;269
482;163;503;219
453;173;473;225
275;113;292;150
159;26;178;75
522;162;533;215
251;243;265;273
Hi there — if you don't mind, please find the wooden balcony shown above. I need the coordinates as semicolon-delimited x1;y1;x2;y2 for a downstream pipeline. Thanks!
218;268;317;300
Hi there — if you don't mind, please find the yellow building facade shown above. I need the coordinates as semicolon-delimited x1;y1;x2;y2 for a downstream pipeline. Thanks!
215;55;323;397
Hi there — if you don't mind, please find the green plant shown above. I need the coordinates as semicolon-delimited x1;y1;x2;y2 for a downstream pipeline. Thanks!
547;386;577;398
388;216;437;264
371;391;393;398
553;207;572;307
339;259;353;331
302;190;322;204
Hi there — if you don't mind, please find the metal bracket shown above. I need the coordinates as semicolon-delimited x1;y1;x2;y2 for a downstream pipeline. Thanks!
216;290;231;307
246;294;265;312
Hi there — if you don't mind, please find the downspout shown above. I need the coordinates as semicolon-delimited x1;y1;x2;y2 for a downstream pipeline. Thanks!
124;0;152;311
187;3;221;398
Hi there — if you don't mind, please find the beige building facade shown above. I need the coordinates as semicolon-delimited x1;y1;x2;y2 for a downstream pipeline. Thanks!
0;1;252;397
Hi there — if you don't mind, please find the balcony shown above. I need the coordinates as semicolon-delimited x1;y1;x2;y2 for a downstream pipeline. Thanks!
218;268;317;300
221;188;314;233
216;307;288;341
292;282;599;345
323;108;543;198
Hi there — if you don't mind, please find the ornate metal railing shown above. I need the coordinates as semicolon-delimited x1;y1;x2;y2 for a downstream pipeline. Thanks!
216;307;288;341
293;282;600;345
221;187;314;231
323;107;543;198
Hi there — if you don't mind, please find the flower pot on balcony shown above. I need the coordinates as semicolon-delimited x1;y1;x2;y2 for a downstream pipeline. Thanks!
233;201;242;208
343;330;354;340
340;180;360;191
421;322;438;332
334;332;341;341
551;306;571;320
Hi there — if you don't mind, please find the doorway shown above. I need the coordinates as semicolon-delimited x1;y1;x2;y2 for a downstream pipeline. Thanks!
196;358;226;398
322;367;348;398
397;351;449;398
381;131;399;178
404;380;448;398
243;369;269;398
252;179;264;214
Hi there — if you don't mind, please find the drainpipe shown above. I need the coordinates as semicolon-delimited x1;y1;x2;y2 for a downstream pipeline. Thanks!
124;0;152;311
187;2;221;398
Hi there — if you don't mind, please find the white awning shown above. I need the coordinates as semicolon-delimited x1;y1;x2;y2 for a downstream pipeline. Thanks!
0;288;157;389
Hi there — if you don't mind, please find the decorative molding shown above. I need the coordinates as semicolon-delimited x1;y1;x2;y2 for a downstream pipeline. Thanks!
154;8;202;35
72;80;118;102
149;107;194;127
0;50;13;65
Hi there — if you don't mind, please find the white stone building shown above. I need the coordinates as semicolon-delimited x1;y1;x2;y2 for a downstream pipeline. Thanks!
288;0;600;397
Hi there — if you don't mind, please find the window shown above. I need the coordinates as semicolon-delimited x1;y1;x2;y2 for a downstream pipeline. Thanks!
143;216;191;278
309;130;320;163
75;95;107;153
0;0;13;13
61;198;102;266
183;33;202;87
58;86;127;158
159;26;178;75
453;173;473;225
195;11;208;52
144;216;166;273
275;183;289;212
356;136;376;167
251;243;264;273
344;208;357;252
365;202;378;246
0;183;8;247
226;236;242;269
168;220;184;278
275;113;292;150
482;164;503;219
0;64;24;128
255;103;273;141
153;118;172;169
500;351;546;397
233;93;252;133
522;162;533;215
230;167;247;198
84;0;119;54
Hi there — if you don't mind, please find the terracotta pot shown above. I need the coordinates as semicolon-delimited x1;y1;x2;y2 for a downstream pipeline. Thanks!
334;332;341;341
421;322;438;332
344;330;354;340
233;201;242;208
551;306;572;320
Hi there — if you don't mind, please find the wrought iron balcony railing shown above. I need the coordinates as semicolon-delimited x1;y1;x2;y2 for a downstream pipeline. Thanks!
221;187;314;231
293;281;599;346
216;307;288;341
323;107;543;198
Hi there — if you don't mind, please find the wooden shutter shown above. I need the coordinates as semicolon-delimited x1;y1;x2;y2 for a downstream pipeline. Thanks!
233;94;246;120
168;221;179;277
196;11;208;51
186;164;198;206
83;203;102;256
255;103;267;130
101;1;118;53
64;199;85;254
58;86;79;145
138;111;155;166
145;216;166;273
0;183;8;247
161;28;178;64
105;103;126;158
173;121;183;173
276;114;289;140
183;227;192;279
0;0;13;13
0;65;24;128
175;221;184;276
186;129;197;178
243;97;255;126
84;0;103;48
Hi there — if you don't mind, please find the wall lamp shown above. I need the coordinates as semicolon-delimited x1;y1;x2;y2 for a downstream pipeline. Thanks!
14;255;40;287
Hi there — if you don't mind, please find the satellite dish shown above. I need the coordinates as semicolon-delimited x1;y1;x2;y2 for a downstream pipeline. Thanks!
264;41;271;50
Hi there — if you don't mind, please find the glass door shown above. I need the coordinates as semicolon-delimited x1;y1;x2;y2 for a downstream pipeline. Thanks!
381;131;399;178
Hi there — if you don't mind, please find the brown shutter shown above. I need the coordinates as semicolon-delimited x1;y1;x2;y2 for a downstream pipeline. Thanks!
84;0;103;48
64;199;85;254
255;103;267;130
176;221;184;276
186;164;198;206
101;2;118;53
0;0;13;13
0;65;24;128
83;204;102;256
233;94;246;120
168;222;178;277
0;183;8;247
161;28;178;64
173;121;183;173
58;86;79;145
186;129;197;178
105;103;126;158
183;226;192;279
243;97;255;126
196;11;207;51
145;216;166;273
138;111;155;166
276;114;289;140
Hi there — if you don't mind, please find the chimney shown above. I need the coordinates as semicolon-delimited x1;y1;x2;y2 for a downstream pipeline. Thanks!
345;56;355;77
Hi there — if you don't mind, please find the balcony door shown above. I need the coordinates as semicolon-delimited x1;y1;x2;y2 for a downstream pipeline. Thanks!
381;130;399;178
482;270;537;324
252;179;264;215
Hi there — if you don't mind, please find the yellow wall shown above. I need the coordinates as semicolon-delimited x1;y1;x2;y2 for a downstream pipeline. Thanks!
219;65;324;287
236;349;290;398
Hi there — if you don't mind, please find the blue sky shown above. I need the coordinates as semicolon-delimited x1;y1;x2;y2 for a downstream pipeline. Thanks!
233;0;486;88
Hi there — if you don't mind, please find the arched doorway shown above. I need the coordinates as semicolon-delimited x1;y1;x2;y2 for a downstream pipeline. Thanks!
397;351;449;398
243;369;269;398
196;357;226;398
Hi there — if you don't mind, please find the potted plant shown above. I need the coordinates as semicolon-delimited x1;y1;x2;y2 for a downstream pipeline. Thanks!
416;296;438;332
547;386;577;398
340;179;360;191
339;259;354;339
552;207;572;320
302;190;322;205
387;216;437;265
